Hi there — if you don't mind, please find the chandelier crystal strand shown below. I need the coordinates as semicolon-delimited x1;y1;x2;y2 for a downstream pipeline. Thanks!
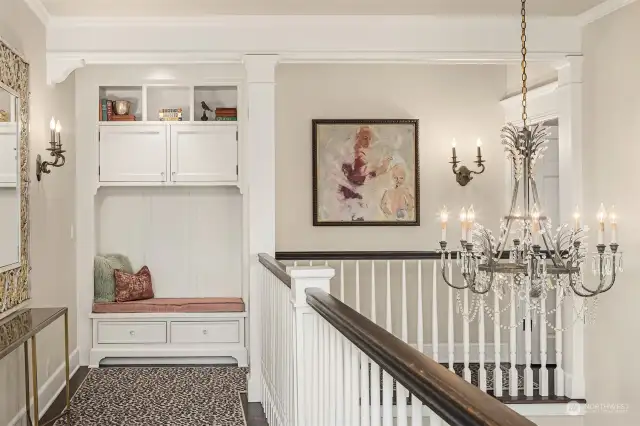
437;0;621;331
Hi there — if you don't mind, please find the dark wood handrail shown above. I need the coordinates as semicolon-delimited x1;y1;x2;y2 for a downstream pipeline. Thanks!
306;288;536;426
276;250;512;261
258;253;292;288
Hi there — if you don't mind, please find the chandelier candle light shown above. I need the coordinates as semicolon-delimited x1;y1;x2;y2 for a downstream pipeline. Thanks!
436;0;621;325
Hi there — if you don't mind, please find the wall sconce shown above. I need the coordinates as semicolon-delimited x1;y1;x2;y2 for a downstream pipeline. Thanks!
36;117;66;181
450;138;486;186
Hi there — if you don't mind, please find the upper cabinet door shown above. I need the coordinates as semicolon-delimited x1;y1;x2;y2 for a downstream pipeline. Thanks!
170;124;238;183
99;125;167;182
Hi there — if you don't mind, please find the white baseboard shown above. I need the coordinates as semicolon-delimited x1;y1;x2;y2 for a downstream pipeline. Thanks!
408;343;510;363
8;348;80;426
99;356;239;366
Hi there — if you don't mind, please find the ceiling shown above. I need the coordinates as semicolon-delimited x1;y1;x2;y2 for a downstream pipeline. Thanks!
41;0;608;17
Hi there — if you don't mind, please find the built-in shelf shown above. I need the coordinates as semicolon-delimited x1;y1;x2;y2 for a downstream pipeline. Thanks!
97;85;238;123
99;86;143;122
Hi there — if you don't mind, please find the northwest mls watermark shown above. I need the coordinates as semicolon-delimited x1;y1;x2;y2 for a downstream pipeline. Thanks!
567;401;630;415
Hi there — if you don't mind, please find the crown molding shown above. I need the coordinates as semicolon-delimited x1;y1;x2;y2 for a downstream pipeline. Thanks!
578;0;639;26
22;0;50;26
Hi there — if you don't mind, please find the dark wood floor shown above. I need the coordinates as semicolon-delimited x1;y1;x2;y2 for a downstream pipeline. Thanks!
42;364;581;426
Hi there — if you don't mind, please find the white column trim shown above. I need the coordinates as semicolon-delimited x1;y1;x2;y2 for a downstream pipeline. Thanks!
245;54;279;402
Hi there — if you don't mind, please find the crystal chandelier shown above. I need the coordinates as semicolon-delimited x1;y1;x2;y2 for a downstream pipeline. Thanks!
437;0;622;322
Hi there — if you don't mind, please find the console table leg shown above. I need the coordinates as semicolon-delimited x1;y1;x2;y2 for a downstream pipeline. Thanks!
24;342;32;426
31;335;39;426
64;311;70;410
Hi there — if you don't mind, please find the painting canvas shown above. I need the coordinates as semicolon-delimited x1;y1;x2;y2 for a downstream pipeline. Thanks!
313;119;419;226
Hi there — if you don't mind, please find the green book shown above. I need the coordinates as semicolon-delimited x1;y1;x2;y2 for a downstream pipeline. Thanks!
215;116;237;121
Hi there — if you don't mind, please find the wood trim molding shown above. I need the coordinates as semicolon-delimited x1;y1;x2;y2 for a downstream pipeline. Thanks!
306;288;536;426
500;81;559;125
275;251;519;261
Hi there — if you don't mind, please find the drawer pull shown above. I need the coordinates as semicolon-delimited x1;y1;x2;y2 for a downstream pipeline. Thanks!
202;329;209;335
130;330;136;336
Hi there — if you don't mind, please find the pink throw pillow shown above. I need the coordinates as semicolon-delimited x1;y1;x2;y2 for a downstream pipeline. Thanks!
114;266;154;302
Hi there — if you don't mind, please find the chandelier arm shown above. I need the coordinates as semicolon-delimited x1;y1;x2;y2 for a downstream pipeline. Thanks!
568;272;608;298
530;178;566;267
440;262;470;290
495;177;521;255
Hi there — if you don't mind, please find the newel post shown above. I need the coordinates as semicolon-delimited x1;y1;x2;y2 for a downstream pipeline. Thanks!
289;266;335;426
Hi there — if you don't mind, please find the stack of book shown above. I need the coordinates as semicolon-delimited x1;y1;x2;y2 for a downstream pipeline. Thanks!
99;99;136;121
215;108;237;121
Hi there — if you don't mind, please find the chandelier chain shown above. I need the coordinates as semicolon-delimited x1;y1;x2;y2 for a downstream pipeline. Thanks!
521;0;528;124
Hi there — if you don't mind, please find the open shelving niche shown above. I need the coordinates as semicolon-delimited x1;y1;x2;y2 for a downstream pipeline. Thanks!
98;84;239;123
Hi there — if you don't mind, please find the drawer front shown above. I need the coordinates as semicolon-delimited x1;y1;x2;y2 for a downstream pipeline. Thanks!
97;321;167;344
170;321;240;344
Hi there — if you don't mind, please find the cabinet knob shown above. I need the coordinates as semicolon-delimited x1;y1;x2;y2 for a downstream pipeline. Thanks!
202;329;208;335
161;172;165;178
129;330;135;336
172;172;176;176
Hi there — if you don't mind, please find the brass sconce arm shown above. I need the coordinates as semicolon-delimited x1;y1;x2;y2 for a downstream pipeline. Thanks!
36;117;66;181
451;155;485;187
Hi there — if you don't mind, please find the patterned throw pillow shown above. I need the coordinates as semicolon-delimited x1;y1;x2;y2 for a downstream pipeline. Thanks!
114;266;155;303
94;254;134;302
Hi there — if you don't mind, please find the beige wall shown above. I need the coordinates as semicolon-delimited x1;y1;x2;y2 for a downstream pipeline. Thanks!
583;3;640;426
276;64;507;252
0;1;77;424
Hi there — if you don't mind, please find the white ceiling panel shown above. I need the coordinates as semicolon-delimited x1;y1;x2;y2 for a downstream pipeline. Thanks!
40;0;608;17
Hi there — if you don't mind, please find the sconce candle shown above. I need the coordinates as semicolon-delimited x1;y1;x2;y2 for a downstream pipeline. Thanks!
451;139;457;159
36;117;66;181
467;205;475;242
531;205;540;245
476;138;482;159
459;207;467;241
610;205;617;244
573;205;581;231
440;206;449;242
597;203;607;245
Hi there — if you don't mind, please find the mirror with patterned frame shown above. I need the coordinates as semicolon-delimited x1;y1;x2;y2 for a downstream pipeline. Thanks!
0;37;30;315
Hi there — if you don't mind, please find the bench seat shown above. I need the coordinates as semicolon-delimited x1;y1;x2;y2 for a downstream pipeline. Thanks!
92;297;245;314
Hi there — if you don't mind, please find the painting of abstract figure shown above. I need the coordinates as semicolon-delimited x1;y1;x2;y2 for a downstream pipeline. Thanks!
312;119;420;226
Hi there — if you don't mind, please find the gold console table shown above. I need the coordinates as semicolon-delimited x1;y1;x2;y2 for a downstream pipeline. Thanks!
0;308;70;426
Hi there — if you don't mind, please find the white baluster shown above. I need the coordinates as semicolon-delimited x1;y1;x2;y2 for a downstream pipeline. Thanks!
294;260;298;267
383;260;393;426
319;317;325;425
448;256;455;372
509;279;518;397
310;260;313;266
397;261;408;426
412;260;424;426
313;315;320;425
344;336;352;425
361;352;370;426
540;295;549;397
525;292;533;396
431;260;439;362
336;327;344;425
555;288;565;397
340;260;345;302
371;261;381;426
479;297;487;392
430;412;444;426
356;259;361;312
325;260;330;267
463;289;471;382
351;342;361;426
330;326;337;425
493;288;503;397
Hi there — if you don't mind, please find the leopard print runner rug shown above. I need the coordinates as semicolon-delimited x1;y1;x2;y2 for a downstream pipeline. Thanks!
55;366;248;426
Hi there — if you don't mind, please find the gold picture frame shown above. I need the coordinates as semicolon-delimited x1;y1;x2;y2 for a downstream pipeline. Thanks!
0;38;30;314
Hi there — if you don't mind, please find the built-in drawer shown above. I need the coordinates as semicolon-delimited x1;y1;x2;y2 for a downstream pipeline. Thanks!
170;321;240;344
97;321;167;344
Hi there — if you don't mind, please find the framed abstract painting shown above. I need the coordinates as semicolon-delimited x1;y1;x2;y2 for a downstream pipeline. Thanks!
312;119;420;226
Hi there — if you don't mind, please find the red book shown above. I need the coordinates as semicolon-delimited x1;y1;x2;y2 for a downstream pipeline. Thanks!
110;114;136;121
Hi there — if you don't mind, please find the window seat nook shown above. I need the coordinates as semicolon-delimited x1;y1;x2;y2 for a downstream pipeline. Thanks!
89;297;247;368
92;297;245;314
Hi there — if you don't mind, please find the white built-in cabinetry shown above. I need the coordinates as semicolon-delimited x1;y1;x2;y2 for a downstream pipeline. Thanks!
97;84;239;187
90;81;246;366
98;123;238;185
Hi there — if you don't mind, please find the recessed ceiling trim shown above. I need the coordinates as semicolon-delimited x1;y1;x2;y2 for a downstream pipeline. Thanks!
578;0;639;25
